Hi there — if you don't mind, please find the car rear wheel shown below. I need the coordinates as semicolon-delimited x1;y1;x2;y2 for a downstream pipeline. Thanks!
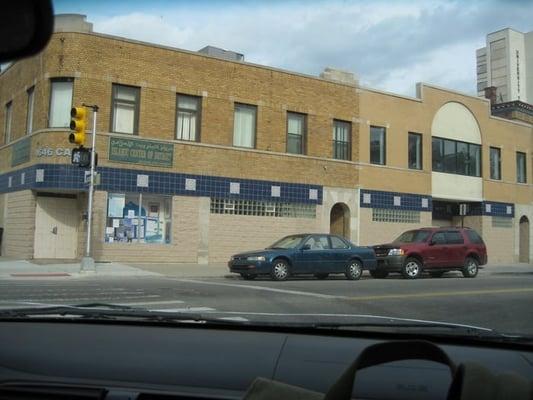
429;271;445;278
240;273;256;280
370;270;389;279
314;273;329;280
402;257;422;279
462;257;479;278
345;260;363;280
271;259;290;281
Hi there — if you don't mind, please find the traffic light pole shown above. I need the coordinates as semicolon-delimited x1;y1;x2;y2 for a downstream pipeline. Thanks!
80;105;99;273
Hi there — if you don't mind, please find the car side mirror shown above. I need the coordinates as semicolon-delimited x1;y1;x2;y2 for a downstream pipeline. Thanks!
301;244;311;251
429;240;436;246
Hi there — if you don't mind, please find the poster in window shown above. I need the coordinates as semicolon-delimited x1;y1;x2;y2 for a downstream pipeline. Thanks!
149;204;159;218
108;194;125;217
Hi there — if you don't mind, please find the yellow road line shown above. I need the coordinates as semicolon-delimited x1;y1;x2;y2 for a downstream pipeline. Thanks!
347;287;533;301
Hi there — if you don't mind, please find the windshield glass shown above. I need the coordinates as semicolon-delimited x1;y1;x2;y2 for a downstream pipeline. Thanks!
0;0;532;341
394;230;431;243
268;235;306;249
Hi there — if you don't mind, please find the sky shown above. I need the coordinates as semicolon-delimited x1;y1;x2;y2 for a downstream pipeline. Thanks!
53;0;533;97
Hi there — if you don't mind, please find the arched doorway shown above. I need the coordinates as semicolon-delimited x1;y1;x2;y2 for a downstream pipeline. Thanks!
330;203;350;239
519;216;530;263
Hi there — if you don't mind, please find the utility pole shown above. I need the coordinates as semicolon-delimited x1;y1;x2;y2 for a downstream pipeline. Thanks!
80;104;99;272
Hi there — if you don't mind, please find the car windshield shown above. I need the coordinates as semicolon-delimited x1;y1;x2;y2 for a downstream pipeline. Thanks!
268;235;306;249
394;230;431;243
0;0;532;342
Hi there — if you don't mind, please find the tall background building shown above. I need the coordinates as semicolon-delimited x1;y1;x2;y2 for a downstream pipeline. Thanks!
476;28;533;104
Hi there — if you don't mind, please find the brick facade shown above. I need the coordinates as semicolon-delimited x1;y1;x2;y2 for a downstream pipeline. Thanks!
0;28;531;264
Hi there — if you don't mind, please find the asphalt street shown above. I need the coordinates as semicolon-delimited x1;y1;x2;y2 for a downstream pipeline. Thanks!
1;268;533;335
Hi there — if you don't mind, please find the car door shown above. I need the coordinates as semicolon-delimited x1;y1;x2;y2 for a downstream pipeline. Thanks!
294;235;331;273
444;230;467;267
424;231;447;268
329;235;352;272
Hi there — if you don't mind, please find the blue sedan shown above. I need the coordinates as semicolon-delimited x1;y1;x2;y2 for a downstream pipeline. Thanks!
228;233;377;281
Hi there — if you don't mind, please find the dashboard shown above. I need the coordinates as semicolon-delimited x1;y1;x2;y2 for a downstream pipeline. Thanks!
1;321;532;399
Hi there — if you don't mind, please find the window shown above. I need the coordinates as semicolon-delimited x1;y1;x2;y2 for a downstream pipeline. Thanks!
456;142;469;175
287;112;306;154
445;231;464;244
372;208;420;223
233;103;256;148
304;235;330;250
477;81;487;92
431;232;446;245
105;193;171;244
394;230;431;243
432;138;444;171
492;216;513;228
176;94;200;141
517;152;527;183
210;198;315;218
465;230;484;244
49;78;73;128
4;101;12;144
408;132;422;170
333;120;351;160
490;147;501;180
443;139;456;173
370;126;386;165
432;137;481;177
26;86;35;134
111;84;140;134
330;236;350;249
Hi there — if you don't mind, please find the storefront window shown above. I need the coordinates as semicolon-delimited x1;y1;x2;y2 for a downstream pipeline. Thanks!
105;193;171;244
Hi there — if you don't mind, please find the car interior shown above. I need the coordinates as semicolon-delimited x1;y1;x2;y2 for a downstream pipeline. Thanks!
1;320;532;399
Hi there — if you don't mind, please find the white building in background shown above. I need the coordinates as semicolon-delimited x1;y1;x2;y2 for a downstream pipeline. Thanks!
476;28;533;104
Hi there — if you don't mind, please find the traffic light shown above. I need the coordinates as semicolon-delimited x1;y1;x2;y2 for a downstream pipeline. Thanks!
69;106;87;145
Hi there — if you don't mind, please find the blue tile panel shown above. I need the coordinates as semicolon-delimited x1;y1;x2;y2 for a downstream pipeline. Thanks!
360;189;433;211
0;164;323;205
481;201;514;218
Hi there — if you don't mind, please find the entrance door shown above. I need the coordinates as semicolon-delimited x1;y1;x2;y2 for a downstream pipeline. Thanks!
330;203;350;239
34;196;79;259
519;216;530;263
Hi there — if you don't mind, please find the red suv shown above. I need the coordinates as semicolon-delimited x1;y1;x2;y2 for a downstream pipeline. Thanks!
371;227;487;279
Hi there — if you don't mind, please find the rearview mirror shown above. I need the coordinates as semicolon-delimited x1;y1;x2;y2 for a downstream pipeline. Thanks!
301;244;311;251
0;0;54;62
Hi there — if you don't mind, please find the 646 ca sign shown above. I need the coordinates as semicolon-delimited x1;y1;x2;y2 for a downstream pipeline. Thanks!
36;147;72;157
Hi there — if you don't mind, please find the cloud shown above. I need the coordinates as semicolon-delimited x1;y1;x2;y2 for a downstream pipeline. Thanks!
78;0;533;96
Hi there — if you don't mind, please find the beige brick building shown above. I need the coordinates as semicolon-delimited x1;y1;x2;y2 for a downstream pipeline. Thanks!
0;15;531;265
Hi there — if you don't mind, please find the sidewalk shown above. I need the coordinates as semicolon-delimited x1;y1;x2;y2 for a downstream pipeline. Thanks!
0;257;162;280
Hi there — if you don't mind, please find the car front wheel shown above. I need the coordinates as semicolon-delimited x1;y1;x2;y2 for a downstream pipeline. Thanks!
462;257;479;278
402;257;422;279
271;259;290;281
345;260;363;280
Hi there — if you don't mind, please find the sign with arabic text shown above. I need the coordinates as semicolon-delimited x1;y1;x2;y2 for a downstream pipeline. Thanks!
108;137;173;167
11;138;31;167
